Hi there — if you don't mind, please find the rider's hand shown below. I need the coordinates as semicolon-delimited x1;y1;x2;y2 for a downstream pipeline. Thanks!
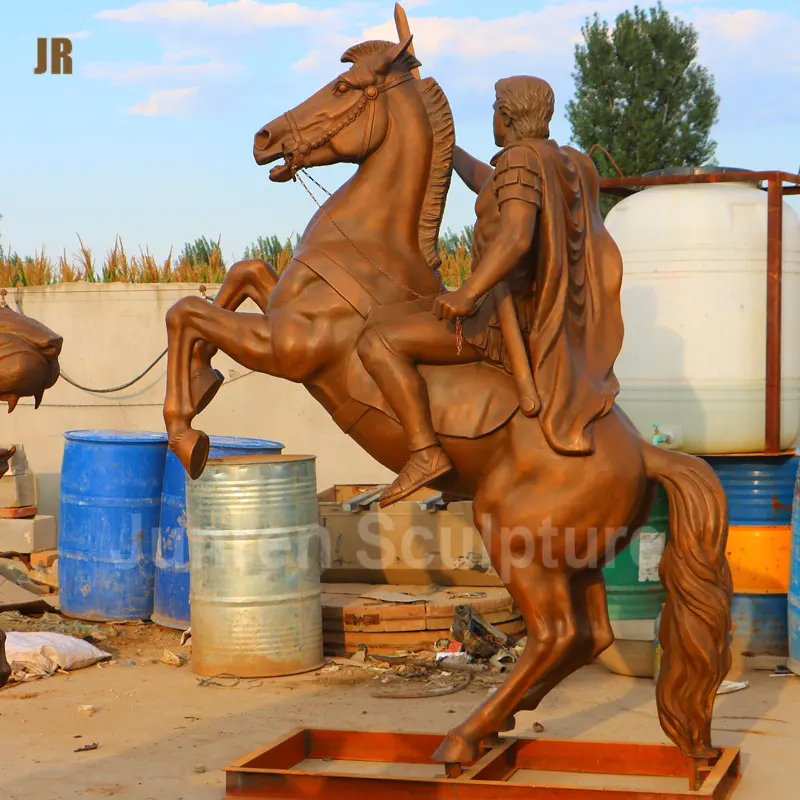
433;286;477;321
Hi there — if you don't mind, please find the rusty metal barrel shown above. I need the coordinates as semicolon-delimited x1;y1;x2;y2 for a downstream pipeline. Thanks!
186;454;324;677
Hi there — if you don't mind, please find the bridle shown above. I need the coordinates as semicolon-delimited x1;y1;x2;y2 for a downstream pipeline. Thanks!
281;71;416;176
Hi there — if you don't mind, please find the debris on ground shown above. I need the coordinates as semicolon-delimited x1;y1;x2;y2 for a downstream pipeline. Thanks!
451;605;511;660
769;665;795;678
0;611;107;643
160;649;187;667
532;722;545;733
717;680;749;695
74;742;99;753
77;705;96;716
321;604;529;698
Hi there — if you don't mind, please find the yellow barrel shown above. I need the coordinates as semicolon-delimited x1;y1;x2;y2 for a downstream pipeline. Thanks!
725;525;791;594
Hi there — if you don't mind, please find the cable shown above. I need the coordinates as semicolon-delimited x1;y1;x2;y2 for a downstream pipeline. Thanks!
59;348;167;393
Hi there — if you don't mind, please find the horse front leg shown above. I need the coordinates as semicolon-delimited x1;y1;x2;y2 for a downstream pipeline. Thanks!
164;295;306;478
191;258;280;413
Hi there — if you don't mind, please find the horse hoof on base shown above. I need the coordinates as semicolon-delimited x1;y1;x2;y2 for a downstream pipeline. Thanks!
192;368;224;415
498;715;516;733
170;429;210;479
431;732;480;765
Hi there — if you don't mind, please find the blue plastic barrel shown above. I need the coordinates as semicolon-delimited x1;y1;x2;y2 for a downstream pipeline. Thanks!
789;461;800;676
730;594;788;659
58;430;168;622
152;436;284;629
701;454;799;526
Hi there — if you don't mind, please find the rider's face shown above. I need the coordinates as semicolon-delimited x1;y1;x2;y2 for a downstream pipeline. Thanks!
492;102;511;147
492;105;503;147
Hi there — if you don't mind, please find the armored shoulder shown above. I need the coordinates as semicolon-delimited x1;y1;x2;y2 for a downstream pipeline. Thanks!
492;146;542;207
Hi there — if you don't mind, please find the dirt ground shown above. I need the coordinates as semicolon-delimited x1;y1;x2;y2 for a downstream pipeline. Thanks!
0;621;797;799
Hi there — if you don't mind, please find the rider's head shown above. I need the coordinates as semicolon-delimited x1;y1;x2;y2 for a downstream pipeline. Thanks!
493;76;555;147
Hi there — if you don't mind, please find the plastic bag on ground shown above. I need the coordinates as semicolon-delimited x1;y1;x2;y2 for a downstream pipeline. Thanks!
4;631;111;682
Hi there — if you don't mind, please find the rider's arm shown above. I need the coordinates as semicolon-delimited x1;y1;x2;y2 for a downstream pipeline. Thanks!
453;145;493;195
461;147;541;302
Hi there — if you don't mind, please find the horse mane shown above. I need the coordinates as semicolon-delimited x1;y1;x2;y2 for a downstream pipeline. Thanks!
340;41;454;273
416;77;454;272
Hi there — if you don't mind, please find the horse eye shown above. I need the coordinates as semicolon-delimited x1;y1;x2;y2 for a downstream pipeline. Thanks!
334;82;350;95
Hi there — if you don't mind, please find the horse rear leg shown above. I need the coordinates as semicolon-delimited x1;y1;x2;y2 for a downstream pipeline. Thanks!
192;259;279;413
502;569;613;729
433;561;578;765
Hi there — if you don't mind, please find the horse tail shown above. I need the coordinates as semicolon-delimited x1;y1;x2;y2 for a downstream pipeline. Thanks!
641;443;732;759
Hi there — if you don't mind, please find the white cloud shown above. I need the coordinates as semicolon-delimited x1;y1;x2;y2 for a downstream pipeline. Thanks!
56;30;92;40
128;86;199;115
96;0;337;32
693;9;777;43
85;57;243;86
291;50;321;72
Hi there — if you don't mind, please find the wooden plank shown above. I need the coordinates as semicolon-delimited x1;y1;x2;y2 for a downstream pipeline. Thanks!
226;728;308;770
306;729;468;765
226;770;703;799
322;609;520;633
512;739;691;778
0;505;37;519
323;617;525;654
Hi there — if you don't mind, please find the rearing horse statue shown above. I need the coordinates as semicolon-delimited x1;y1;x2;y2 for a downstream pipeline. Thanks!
162;15;732;771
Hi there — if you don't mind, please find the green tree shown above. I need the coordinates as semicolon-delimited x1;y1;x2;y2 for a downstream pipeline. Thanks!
566;3;720;213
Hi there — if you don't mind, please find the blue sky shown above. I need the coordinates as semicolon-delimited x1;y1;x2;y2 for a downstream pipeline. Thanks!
1;0;798;264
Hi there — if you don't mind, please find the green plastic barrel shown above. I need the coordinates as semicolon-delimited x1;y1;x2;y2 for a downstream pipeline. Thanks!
603;485;669;620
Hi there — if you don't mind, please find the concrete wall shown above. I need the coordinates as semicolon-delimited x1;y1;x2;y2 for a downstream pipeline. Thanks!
1;282;395;520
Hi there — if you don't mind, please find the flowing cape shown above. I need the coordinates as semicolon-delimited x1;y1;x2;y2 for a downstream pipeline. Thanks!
522;139;624;454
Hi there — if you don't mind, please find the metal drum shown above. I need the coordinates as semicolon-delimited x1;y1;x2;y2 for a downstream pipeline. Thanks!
701;454;799;526
789;462;800;675
730;594;788;661
153;436;284;630
187;454;324;677
602;484;669;621
703;454;799;665
58;430;168;621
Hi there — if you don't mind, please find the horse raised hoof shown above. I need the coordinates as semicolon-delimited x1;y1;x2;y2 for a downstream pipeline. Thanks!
191;367;224;415
431;731;480;765
170;429;210;480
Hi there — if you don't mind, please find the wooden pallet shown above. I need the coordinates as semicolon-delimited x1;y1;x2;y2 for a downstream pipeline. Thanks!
224;728;741;799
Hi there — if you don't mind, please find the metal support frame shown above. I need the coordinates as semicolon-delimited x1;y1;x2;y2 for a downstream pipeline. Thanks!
599;169;800;455
224;728;742;799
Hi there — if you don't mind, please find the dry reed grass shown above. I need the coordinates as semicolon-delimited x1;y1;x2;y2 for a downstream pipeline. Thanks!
0;230;473;288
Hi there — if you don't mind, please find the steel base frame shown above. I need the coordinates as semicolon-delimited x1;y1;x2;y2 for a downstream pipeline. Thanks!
224;728;742;799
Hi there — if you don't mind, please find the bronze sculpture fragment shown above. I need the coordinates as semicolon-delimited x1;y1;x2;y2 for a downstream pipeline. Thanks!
0;304;62;477
0;304;63;687
163;5;732;771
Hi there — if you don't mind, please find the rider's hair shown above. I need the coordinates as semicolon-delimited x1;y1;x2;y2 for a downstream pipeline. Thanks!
494;76;555;140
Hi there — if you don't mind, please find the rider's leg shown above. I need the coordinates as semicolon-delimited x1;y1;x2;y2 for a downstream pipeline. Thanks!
357;312;481;504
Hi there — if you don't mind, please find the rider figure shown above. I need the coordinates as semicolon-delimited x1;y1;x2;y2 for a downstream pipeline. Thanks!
358;75;620;507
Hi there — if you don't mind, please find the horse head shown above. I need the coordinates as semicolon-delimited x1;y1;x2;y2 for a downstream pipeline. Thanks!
253;35;421;182
0;306;63;414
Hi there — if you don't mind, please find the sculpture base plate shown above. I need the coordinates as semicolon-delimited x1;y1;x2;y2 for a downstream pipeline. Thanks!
224;728;741;799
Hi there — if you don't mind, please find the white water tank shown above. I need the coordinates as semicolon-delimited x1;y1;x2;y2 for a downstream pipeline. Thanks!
608;167;800;454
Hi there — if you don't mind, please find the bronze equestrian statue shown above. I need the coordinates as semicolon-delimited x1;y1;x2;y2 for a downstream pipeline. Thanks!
0;302;63;687
162;6;732;772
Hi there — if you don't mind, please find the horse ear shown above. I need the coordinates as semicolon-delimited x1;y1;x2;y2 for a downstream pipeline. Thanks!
376;34;417;75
